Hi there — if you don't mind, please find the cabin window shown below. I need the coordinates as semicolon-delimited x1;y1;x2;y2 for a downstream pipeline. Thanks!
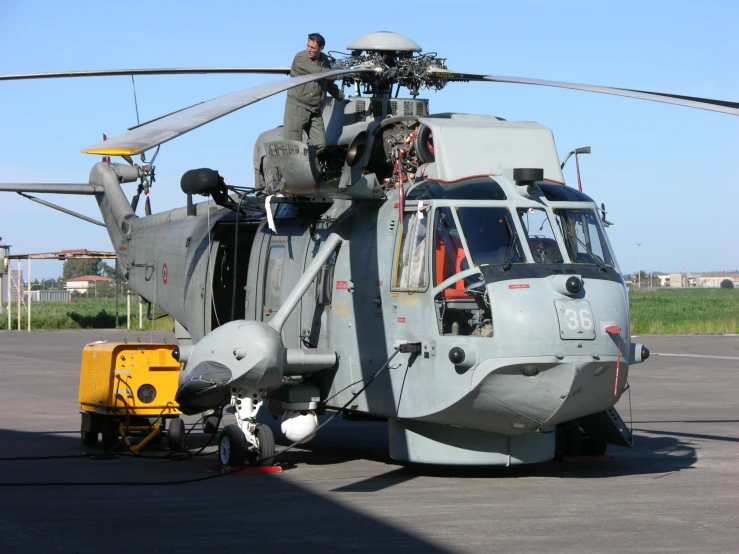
315;251;337;305
517;208;564;264
553;209;614;266
263;245;286;314
393;210;429;290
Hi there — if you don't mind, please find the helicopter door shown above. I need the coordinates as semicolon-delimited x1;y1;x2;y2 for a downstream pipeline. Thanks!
257;227;312;349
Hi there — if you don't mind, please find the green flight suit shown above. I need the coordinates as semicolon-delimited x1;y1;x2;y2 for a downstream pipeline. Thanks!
283;50;344;152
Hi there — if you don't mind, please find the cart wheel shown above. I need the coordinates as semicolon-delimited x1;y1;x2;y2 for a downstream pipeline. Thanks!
202;414;220;435
101;416;119;451
167;418;186;451
252;423;276;467
219;424;247;467
81;430;98;447
81;413;101;447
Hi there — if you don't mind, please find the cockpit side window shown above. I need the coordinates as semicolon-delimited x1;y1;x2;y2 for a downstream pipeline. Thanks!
517;208;564;264
393;210;429;290
433;207;471;296
554;208;614;267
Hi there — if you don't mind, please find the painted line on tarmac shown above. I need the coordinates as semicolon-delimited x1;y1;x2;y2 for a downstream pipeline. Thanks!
652;353;739;361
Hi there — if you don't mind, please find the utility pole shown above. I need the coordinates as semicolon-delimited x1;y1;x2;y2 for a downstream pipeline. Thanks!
637;243;641;289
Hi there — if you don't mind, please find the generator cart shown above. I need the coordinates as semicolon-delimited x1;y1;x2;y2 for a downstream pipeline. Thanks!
78;341;185;452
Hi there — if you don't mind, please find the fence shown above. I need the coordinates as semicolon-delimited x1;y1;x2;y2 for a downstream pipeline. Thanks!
24;289;72;302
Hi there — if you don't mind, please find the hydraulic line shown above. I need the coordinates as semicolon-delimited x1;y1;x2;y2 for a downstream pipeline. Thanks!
0;346;409;486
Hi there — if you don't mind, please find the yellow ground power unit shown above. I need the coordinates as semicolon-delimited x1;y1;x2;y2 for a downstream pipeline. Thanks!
78;341;185;452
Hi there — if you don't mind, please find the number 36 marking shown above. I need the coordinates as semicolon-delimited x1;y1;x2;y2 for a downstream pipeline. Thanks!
564;308;593;330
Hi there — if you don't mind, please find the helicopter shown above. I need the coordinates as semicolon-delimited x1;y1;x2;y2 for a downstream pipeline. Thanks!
1;31;737;467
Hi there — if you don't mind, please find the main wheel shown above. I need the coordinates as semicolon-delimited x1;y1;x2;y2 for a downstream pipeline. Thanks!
252;423;276;467
555;422;582;459
167;418;186;451
219;424;248;467
581;438;608;456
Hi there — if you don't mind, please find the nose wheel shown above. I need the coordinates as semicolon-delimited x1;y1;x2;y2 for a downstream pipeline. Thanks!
218;388;276;467
218;423;276;467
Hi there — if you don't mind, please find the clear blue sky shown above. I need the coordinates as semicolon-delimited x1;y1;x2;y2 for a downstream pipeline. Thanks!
1;0;737;280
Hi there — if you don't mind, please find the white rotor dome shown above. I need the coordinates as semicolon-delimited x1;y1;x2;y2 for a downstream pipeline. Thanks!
347;32;422;53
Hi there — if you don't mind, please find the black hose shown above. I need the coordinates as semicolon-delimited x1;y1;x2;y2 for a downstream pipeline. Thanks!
230;193;247;321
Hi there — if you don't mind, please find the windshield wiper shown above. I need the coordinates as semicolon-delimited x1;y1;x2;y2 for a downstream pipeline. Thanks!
562;225;607;271
502;217;520;271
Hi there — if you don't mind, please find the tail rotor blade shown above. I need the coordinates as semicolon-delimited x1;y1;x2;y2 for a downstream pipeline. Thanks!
144;186;151;216
131;184;143;212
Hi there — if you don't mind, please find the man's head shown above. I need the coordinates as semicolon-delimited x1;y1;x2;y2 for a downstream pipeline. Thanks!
306;33;326;60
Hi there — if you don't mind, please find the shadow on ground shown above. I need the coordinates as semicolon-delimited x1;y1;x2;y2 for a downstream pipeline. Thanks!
0;426;454;553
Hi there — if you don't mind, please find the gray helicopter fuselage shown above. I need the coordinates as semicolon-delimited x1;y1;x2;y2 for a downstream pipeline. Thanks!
91;112;641;465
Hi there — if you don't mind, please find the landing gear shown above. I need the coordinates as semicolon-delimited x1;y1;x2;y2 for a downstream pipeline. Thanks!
555;421;609;459
219;424;248;466
217;388;275;467
218;423;275;467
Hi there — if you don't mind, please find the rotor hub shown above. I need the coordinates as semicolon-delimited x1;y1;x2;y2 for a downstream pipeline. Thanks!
335;33;449;98
346;32;422;54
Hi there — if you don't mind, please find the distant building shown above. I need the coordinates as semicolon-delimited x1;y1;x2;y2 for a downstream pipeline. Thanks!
65;275;114;295
660;273;687;288
696;274;739;288
659;272;739;288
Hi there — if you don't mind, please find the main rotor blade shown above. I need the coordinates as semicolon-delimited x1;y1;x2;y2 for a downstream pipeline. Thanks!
0;183;103;195
0;67;291;81
82;68;371;156
435;71;739;116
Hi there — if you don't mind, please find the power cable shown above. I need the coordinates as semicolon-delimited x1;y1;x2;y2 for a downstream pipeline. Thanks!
0;347;411;486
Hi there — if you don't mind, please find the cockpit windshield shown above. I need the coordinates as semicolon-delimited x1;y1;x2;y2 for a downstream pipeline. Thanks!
553;208;614;267
435;206;525;270
517;208;564;264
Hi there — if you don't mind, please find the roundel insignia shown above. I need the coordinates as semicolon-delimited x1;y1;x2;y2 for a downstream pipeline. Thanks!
162;262;168;284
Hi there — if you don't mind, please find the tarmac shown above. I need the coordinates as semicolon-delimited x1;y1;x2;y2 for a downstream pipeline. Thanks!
0;330;737;553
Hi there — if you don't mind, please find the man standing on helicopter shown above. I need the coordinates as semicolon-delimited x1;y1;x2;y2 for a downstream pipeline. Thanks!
283;33;345;154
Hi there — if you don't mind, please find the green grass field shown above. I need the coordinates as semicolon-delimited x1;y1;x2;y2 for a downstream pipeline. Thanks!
629;288;738;335
1;289;737;335
0;298;173;331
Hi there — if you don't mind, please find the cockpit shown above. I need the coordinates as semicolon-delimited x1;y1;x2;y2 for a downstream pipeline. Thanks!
395;176;618;337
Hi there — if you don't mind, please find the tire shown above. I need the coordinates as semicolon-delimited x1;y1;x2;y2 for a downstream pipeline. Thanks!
167;418;186;451
253;423;276;467
101;416;119;451
581;438;608;456
219;424;248;467
81;430;98;447
555;422;582;459
81;413;101;447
